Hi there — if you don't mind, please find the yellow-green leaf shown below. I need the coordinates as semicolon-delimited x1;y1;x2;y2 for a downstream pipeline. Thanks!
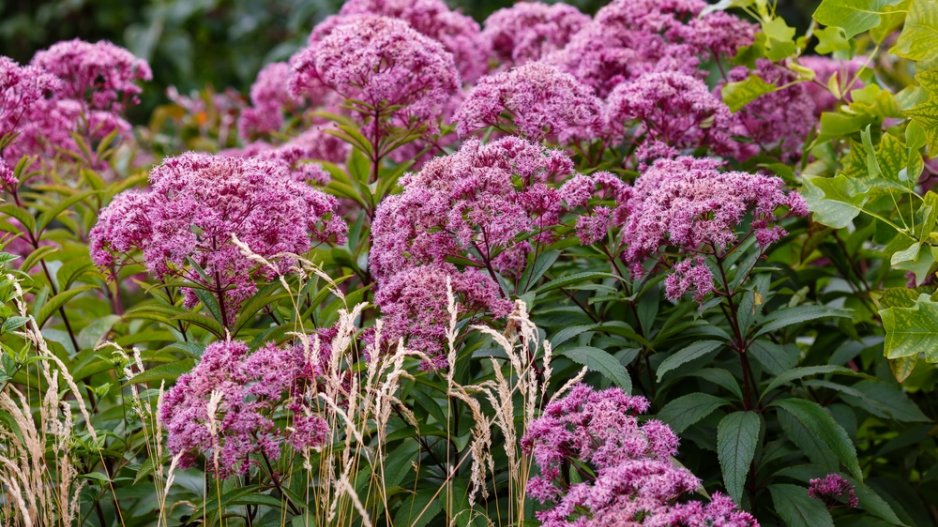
893;0;938;62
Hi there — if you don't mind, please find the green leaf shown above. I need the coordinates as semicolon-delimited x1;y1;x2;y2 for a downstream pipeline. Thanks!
749;340;799;376
761;365;864;398
762;17;798;60
717;411;761;504
657;393;729;434
754;305;852;337
535;272;618;294
906;70;938;155
880;294;938;360
393;488;442;527
815;26;851;53
769;484;835;527
564;346;632;392
893;0;938;62
656;340;723;381
0;316;29;334
77;315;121;350
126;359;195;386
813;0;907;38
771;398;863;480
36;285;96;328
721;74;777;112
802;175;868;229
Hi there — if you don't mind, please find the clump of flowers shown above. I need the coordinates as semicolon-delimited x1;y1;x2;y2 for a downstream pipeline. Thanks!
289;16;460;146
455;62;601;143
622;156;807;302
723;59;816;162
370;137;573;362
89;152;346;324
0;57;58;186
522;384;758;526
547;0;754;97
808;474;859;510
238;62;302;141
604;71;740;160
161;339;329;477
30;39;152;143
482;2;591;68
559;171;632;245
335;0;490;83
373;264;511;368
370;136;573;281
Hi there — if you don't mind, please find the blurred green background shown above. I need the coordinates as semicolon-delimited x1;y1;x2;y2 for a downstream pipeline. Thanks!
0;0;819;121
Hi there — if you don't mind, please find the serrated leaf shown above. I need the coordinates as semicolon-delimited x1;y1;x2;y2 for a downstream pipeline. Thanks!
77;315;120;350
769;484;835;527
880;294;938;361
893;0;938;62
564;346;632;392
718;411;761;504
813;0;906;38
657;393;729;434
771;398;863;480
721;74;777;112
656;340;723;381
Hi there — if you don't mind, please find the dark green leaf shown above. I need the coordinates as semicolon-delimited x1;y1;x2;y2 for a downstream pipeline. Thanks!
718;411;761;504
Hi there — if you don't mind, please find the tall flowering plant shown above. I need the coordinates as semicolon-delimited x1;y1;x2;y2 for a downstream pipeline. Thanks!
1;1;937;527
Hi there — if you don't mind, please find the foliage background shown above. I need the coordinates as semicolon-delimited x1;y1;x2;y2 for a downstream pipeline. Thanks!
0;0;820;120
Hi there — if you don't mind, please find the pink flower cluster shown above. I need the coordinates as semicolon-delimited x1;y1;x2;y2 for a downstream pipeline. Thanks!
335;0;489;83
723;59;816;162
370;137;573;360
289;16;460;143
622;157;807;302
808;474;859;510
161;340;329;477
238;62;302;141
0;57;58;186
522;384;758;526
559;171;631;246
547;0;755;97
90;152;346;323
455;62;601;143
604;71;740;160
1;40;149;176
483;2;590;68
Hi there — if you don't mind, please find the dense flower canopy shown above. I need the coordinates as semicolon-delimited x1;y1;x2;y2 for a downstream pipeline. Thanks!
90;152;346;322
522;385;758;526
289;15;460;141
455;61;601;143
483;2;590;68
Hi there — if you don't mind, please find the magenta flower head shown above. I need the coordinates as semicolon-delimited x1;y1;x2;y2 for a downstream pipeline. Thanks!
337;0;490;83
622;156;807;302
559;171;632;246
0;57;59;176
482;2;591;68
521;384;757;526
546;0;705;97
31;39;151;140
455;61;602;143
90;152;346;324
809;474;859;509
289;16;460;142
604;71;741;159
373;264;512;368
238;62;302;141
370;136;574;282
160;339;328;477
723;59;816;163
